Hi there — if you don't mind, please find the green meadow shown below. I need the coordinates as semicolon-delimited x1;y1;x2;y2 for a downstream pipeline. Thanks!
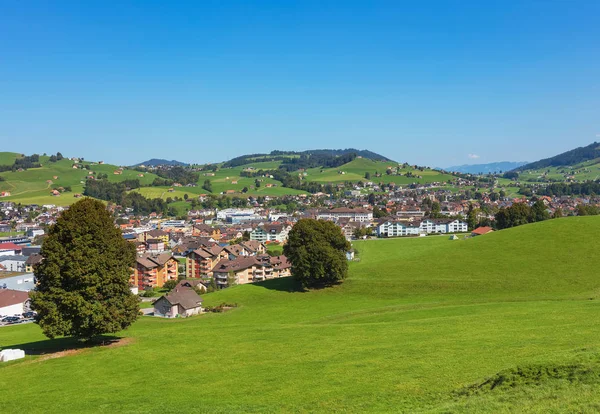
304;157;454;185
0;152;159;206
3;217;600;412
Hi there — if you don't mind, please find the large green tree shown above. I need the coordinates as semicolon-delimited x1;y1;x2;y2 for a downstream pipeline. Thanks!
284;219;351;288
31;198;139;340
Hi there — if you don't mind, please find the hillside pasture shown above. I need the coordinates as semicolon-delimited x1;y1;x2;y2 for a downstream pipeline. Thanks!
0;156;159;206
2;218;600;412
304;158;454;185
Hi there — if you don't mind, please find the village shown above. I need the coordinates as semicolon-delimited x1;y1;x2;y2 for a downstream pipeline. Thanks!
1;182;599;323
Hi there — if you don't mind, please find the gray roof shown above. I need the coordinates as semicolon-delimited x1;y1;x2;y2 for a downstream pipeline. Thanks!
161;288;203;310
0;255;27;263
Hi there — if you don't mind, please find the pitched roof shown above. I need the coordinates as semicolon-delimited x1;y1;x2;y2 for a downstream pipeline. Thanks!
136;252;175;269
25;253;43;266
161;288;203;310
0;289;30;308
472;226;494;235
212;256;258;273
0;242;21;251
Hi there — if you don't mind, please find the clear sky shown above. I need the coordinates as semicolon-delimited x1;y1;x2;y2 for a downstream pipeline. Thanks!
1;1;599;167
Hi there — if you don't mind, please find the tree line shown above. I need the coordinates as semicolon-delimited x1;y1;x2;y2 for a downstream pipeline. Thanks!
0;154;42;172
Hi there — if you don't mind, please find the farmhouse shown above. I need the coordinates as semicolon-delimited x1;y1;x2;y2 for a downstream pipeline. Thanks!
153;288;203;318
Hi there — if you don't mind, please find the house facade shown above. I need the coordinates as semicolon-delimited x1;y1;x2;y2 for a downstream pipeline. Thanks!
317;208;373;222
131;253;178;290
250;224;291;243
153;288;203;318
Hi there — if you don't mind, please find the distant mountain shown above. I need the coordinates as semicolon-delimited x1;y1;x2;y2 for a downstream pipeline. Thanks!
514;142;600;172
133;159;189;167
445;161;527;174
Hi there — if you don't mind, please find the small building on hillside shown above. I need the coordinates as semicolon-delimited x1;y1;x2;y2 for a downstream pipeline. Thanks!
471;226;494;237
153;288;203;318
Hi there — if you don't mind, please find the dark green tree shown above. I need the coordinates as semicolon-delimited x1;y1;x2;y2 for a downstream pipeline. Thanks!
367;193;376;205
531;200;550;222
467;204;478;230
283;219;351;288
202;179;212;192
30;198;139;341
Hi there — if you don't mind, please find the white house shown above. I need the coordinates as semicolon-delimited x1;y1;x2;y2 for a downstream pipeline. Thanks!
0;289;30;316
250;224;291;243
0;256;27;272
153;288;203;318
377;219;467;237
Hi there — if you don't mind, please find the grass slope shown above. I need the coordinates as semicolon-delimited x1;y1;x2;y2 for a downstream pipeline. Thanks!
0;156;159;206
3;217;600;412
0;151;21;166
304;158;454;185
518;158;600;183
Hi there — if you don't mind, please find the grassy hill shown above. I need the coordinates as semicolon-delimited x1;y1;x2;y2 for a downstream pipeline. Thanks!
517;158;600;183
304;157;454;185
0;152;160;206
3;217;600;412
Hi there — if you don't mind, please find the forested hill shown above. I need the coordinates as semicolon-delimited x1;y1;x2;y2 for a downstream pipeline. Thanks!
133;159;189;167
515;142;600;171
222;149;392;169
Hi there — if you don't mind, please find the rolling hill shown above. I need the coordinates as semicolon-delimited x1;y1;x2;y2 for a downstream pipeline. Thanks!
3;217;600;412
0;152;160;206
515;142;600;172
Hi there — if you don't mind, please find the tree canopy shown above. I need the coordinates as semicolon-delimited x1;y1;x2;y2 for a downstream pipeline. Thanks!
283;219;351;288
31;198;139;340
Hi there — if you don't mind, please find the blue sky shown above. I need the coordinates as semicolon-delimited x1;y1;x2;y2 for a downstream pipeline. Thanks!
1;1;599;167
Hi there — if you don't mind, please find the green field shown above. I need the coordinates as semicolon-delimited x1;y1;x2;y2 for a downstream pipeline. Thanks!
2;217;600;412
0;152;160;206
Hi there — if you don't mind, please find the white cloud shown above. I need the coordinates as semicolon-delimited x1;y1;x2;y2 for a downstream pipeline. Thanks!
468;154;480;159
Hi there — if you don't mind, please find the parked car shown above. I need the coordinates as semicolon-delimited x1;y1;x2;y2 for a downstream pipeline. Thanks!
22;311;36;319
1;316;21;323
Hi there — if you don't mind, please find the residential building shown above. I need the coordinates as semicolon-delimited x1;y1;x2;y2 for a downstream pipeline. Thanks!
250;224;291;243
131;253;178;290
0;289;30;316
25;254;43;273
317;208;373;222
153;287;203;318
0;256;27;272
